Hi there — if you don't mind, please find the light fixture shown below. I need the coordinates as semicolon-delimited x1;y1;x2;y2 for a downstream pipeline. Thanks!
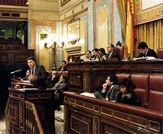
44;34;65;49
60;38;65;48
25;2;29;6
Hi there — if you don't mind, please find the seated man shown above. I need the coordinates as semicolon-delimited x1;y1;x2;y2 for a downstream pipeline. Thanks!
52;75;68;110
98;47;106;61
58;60;68;71
81;75;120;102
104;44;120;61
134;42;158;59
90;48;100;61
45;70;59;88
83;50;92;61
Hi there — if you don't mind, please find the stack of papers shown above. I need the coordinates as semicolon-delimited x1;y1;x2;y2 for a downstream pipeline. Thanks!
133;56;163;61
17;88;39;91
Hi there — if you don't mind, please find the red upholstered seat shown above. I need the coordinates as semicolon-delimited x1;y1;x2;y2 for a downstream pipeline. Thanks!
116;73;131;82
148;74;163;112
114;45;124;61
131;73;150;107
157;48;163;59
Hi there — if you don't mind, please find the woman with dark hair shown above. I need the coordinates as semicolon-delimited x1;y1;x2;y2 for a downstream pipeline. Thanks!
118;78;140;106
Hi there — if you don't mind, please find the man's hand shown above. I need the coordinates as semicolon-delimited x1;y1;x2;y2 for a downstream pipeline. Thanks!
103;83;107;90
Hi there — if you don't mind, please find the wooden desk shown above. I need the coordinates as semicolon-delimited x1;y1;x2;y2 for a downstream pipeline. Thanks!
63;92;163;134
67;60;163;93
6;88;55;134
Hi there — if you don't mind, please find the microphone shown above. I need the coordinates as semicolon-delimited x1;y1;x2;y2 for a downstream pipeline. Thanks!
10;69;22;74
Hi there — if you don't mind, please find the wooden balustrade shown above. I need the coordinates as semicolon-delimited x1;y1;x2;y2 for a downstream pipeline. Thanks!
0;0;27;6
25;101;44;134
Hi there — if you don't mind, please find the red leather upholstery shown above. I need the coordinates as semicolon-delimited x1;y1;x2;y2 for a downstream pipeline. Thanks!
114;45;124;61
157;48;163;59
131;73;150;107
116;73;131;82
148;74;163;112
47;71;68;78
58;71;68;77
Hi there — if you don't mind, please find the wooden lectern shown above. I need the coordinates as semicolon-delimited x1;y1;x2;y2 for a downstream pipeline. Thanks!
6;87;55;134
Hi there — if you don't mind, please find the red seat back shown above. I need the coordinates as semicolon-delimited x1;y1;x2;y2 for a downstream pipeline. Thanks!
116;73;131;83
148;74;163;112
157;48;163;59
131;73;150;107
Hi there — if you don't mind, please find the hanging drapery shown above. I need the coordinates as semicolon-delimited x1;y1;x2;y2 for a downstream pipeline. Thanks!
116;0;127;39
116;0;135;59
125;0;135;59
135;19;163;57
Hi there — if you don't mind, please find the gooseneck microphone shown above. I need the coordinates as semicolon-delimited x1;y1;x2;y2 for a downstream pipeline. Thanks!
10;69;22;74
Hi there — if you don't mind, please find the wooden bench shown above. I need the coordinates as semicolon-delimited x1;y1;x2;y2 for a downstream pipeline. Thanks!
63;73;163;134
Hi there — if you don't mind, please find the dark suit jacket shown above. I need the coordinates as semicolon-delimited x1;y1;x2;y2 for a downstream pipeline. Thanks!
94;84;120;101
29;65;47;89
58;66;68;71
52;82;68;104
106;52;120;61
138;49;158;58
117;91;140;106
45;76;59;88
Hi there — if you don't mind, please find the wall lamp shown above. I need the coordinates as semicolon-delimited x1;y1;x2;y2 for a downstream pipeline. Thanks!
44;35;65;49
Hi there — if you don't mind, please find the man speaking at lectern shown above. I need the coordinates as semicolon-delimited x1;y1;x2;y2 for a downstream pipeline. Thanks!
27;57;47;89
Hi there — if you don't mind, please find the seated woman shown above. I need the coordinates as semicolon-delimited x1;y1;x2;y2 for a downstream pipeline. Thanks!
118;78;140;106
52;75;68;110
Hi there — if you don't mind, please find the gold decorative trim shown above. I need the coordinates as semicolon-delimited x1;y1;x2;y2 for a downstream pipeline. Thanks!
135;0;163;25
71;116;89;134
113;110;128;122
68;98;76;104
76;100;84;107
84;102;93;111
93;105;99;113
129;114;147;128
100;107;113;117
93;116;99;134
148;120;160;133
61;0;70;7
19;102;24;128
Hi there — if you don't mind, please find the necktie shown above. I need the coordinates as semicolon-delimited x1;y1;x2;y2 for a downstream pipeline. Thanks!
31;69;34;75
105;86;112;100
108;53;111;58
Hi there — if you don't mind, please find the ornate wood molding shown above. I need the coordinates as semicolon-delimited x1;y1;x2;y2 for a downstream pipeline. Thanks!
65;46;81;55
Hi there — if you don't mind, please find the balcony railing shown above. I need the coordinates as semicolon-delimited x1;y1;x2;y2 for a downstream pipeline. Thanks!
0;0;27;6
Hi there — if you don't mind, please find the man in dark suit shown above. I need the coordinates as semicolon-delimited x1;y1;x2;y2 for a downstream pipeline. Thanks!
58;60;68;71
137;42;158;58
27;57;47;89
93;75;120;101
104;44;120;60
45;70;59;88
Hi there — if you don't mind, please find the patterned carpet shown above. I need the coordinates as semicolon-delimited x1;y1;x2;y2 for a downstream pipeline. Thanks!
0;106;64;134
55;105;64;134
